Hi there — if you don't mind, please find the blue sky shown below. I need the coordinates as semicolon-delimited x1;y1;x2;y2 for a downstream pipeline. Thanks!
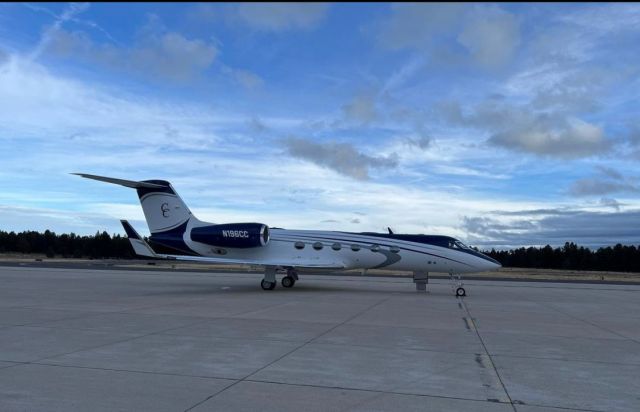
0;2;639;248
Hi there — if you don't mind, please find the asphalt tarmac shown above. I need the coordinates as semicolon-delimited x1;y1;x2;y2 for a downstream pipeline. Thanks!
0;266;639;411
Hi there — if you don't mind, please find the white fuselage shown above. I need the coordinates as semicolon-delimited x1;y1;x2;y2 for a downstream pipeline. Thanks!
184;227;499;274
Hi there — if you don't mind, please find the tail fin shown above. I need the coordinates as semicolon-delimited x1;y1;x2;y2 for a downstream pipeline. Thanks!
74;173;196;235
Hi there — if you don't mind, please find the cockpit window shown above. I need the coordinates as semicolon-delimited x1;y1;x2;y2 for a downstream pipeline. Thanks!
451;240;469;250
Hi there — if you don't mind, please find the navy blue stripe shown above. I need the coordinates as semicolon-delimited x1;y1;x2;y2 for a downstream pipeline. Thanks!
149;221;198;256
277;231;444;251
272;235;472;267
136;180;175;198
277;231;495;267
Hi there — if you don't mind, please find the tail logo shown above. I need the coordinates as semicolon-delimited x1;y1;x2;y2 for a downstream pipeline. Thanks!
161;203;170;218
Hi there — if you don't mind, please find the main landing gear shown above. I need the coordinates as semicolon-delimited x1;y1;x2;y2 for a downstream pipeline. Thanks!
261;279;276;290
449;272;466;297
261;267;298;290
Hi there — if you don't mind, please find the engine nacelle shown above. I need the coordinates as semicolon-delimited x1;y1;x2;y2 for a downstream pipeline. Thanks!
190;223;270;249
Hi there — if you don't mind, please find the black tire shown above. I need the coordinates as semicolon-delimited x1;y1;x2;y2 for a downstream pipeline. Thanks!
456;287;466;297
261;280;276;290
281;276;295;288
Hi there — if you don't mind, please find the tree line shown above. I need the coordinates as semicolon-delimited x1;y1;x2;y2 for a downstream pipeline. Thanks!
484;242;640;272
0;230;134;259
0;229;639;272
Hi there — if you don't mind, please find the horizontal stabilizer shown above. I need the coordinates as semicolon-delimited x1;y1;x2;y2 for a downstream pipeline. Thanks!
121;220;143;240
120;220;158;258
72;173;166;189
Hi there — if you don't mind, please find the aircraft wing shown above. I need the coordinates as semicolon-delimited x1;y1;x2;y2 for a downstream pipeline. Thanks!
160;254;347;270
120;220;346;270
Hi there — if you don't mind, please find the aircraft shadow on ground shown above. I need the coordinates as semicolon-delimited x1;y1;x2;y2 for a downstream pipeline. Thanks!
141;282;404;296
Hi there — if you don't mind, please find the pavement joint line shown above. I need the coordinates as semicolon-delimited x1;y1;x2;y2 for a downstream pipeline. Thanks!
24;316;217;366
543;302;640;347
0;361;23;370
22;296;304;363
11;300;189;314
19;361;239;382
489;352;640;368
9;284;304;329
514;403;606;412
12;306;180;328
461;325;630;341
241;378;517;406
461;298;518;412
1;321;490;361
182;296;393;412
475;329;635;343
159;335;486;357
26;361;600;410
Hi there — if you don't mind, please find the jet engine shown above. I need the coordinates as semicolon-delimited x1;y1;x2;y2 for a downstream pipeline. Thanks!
190;223;270;249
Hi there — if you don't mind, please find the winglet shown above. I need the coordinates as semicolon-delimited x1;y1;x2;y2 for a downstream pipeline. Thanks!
120;220;158;258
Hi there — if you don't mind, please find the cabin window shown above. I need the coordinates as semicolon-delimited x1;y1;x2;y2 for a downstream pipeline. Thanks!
370;244;380;252
332;243;341;251
390;246;400;253
313;242;324;250
294;241;305;250
351;244;361;251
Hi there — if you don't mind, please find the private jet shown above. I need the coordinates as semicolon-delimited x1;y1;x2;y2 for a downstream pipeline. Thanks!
75;173;500;296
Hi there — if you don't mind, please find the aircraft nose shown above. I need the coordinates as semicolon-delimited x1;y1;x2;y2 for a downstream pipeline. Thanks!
480;253;501;270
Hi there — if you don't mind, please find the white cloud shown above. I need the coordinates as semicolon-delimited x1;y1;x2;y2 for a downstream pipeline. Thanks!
376;4;520;68
0;57;212;144
457;7;520;68
342;93;378;125
44;16;218;82
558;3;640;34
463;208;640;248
29;2;90;61
377;3;463;50
235;3;329;31
235;69;263;89
489;118;610;159
282;136;398;180
569;166;639;196
441;99;612;158
570;179;639;196
126;31;218;81
0;204;125;235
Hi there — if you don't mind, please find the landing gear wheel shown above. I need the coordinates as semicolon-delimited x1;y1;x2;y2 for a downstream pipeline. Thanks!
281;276;295;288
456;287;466;297
261;280;276;290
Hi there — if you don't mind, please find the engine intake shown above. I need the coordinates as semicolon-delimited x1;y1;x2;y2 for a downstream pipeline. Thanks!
191;223;270;249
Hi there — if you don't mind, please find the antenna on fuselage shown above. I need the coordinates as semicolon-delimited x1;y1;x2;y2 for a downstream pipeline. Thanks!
387;227;394;234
